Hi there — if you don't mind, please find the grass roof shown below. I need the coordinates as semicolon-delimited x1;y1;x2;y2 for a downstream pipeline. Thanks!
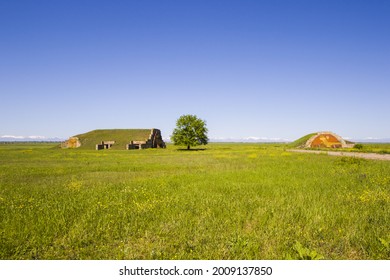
73;129;152;150
288;133;317;148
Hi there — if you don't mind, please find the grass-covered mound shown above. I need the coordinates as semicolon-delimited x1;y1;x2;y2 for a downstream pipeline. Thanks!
289;132;356;150
288;133;316;148
74;129;151;150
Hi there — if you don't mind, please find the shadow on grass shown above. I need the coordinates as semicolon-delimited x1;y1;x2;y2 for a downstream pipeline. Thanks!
177;148;206;151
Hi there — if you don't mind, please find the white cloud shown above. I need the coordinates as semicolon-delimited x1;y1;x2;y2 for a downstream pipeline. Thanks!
0;135;65;141
1;135;47;139
1;135;25;139
209;136;290;142
27;136;47;139
244;136;290;141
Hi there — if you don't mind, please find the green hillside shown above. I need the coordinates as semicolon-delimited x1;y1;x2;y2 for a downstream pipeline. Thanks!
288;133;316;148
74;129;151;150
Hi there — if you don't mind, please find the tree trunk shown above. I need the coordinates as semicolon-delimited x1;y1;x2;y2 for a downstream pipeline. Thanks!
187;145;190;150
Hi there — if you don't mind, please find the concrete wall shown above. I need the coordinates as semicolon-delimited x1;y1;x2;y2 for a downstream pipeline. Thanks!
305;132;352;148
61;137;81;148
127;129;166;149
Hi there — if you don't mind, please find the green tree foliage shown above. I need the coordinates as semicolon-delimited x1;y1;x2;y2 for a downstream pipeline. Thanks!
171;114;209;150
354;143;364;150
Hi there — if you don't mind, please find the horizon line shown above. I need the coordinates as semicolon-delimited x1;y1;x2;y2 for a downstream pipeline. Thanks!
1;135;390;143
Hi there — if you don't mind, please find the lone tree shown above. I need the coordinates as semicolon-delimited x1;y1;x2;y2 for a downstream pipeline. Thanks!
171;114;209;150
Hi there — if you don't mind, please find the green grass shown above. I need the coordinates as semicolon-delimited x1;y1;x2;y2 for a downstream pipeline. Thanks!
0;143;389;259
353;143;390;154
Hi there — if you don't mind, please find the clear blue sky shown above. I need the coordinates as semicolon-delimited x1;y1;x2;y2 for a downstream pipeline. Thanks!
1;0;389;141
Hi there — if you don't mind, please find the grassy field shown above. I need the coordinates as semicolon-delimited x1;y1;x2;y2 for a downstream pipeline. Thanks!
353;143;390;154
0;143;389;260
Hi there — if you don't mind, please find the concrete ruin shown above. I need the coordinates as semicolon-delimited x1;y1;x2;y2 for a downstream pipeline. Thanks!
96;141;115;150
304;132;354;148
127;129;166;149
61;137;81;148
61;128;166;150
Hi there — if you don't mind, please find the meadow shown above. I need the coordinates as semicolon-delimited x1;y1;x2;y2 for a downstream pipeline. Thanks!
0;143;389;260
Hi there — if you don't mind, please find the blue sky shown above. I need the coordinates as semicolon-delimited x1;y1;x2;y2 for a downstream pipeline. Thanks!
1;0;389;141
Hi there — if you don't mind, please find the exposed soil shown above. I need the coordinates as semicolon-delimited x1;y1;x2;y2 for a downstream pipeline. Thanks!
288;149;390;161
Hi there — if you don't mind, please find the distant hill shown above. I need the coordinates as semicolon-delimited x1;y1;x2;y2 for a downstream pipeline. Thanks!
351;138;390;143
71;129;152;150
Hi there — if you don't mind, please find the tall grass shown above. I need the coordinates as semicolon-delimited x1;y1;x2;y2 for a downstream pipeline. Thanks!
0;143;389;259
